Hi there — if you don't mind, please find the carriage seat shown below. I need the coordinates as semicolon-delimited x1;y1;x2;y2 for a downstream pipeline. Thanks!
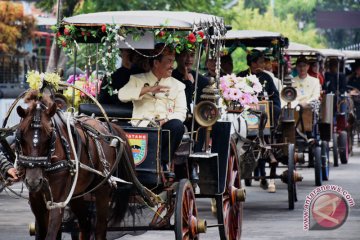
78;103;133;118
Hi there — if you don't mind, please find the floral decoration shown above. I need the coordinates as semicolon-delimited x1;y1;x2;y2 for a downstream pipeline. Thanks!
63;73;102;107
219;74;262;110
53;23;206;95
26;70;61;91
155;29;205;53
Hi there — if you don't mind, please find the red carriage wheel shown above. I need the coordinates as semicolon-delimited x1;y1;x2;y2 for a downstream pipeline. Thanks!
216;140;244;240
175;179;206;240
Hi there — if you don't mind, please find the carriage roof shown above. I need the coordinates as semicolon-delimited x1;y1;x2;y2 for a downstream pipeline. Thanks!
342;50;360;60
316;48;345;58
285;42;318;56
62;11;223;30
222;30;288;48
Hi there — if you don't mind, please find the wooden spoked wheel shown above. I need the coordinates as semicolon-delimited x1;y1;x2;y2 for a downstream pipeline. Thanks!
175;179;204;240
216;140;243;240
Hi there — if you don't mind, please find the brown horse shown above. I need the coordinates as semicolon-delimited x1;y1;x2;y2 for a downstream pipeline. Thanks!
15;91;137;240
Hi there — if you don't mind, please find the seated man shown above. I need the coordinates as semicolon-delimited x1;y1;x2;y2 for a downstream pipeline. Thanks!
292;56;321;108
172;49;209;129
238;50;281;192
98;49;134;111
118;43;187;174
237;49;281;124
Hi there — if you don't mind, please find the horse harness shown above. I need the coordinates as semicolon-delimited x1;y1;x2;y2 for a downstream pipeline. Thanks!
15;103;119;180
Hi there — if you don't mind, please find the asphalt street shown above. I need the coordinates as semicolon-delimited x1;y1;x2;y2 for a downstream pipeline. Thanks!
0;142;359;240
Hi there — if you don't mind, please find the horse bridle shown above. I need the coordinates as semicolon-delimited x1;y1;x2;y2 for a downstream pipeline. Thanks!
15;103;57;169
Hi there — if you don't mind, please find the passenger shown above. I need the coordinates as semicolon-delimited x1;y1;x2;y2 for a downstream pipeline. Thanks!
237;49;281;123
131;50;151;74
324;59;347;95
347;62;360;91
205;55;231;78
0;150;18;181
291;56;321;108
238;50;281;191
264;57;282;91
98;49;134;111
118;43;187;174
220;54;234;75
347;63;360;119
307;60;325;86
172;49;209;129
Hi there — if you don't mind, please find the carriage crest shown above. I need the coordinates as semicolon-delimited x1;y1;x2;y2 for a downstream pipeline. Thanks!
126;133;148;166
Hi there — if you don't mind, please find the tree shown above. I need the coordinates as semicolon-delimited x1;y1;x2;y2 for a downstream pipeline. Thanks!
226;1;326;72
0;1;35;53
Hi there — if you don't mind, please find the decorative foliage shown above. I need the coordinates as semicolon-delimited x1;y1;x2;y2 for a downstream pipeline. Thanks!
154;29;205;53
54;22;207;95
219;74;262;109
26;71;61;91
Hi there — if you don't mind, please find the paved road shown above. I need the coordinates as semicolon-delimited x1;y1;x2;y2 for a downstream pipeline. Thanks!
1;144;359;240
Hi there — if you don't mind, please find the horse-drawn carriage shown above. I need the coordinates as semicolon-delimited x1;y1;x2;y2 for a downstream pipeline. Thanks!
284;43;337;186
221;30;306;210
0;11;246;240
316;48;352;166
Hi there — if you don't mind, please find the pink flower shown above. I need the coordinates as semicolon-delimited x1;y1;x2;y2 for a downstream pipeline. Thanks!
253;82;262;93
229;88;241;101
222;88;231;100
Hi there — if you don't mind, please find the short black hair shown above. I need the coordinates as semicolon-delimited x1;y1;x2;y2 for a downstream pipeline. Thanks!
149;43;175;67
246;49;264;66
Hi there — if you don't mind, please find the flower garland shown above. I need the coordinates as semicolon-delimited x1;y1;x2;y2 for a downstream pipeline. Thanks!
219;74;262;109
154;29;205;53
26;70;61;92
53;23;207;95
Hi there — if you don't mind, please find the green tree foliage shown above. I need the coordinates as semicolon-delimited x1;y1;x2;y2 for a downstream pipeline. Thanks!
227;1;326;72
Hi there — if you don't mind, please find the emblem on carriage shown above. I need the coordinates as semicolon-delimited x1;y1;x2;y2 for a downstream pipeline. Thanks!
126;133;148;166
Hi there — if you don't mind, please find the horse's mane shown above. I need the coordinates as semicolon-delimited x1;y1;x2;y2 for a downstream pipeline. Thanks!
19;90;54;136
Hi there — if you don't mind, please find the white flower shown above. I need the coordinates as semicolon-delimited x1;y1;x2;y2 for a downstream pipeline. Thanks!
113;89;118;94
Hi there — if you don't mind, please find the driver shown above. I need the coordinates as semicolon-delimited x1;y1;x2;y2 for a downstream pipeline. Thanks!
0;150;18;181
118;43;187;174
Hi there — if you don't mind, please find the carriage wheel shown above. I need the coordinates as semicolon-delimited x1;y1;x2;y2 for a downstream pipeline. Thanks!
175;179;205;240
321;141;330;181
287;144;296;210
339;131;348;164
314;146;322;186
216;141;243;240
333;133;339;167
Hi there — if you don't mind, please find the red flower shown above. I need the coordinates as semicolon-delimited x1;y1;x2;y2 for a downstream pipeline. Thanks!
101;24;106;33
61;41;67;47
197;31;204;39
81;31;85;36
56;32;61;37
187;33;196;43
158;31;165;37
64;28;70;36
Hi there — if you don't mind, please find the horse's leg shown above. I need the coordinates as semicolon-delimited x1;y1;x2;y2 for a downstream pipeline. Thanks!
70;198;92;240
29;192;48;240
94;185;111;240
